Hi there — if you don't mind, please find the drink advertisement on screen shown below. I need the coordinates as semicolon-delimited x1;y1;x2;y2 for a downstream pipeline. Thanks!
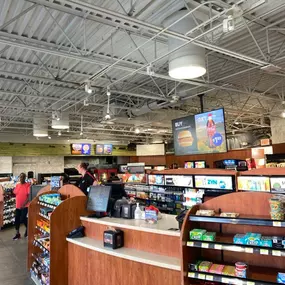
71;143;91;155
194;109;227;154
172;108;227;155
195;175;233;190
238;176;270;192
165;175;193;187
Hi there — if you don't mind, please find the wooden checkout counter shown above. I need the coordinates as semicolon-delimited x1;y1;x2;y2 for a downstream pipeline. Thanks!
67;214;181;285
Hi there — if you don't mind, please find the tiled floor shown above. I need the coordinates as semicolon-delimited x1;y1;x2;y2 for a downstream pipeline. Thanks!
0;227;34;285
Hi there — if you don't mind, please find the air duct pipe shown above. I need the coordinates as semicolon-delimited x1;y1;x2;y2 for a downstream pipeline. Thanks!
163;9;206;79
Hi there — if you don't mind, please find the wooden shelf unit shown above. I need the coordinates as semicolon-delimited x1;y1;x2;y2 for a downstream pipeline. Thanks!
28;184;89;285
180;192;285;285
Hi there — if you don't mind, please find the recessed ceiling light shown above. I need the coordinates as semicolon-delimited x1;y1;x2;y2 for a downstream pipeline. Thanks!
282;111;285;118
48;136;51;140
134;128;140;134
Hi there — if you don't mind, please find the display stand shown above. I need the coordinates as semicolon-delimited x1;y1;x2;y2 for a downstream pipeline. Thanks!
126;169;237;214
180;192;285;285
27;184;89;285
0;182;16;229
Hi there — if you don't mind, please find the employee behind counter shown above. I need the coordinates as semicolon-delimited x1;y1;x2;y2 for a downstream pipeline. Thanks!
76;162;98;195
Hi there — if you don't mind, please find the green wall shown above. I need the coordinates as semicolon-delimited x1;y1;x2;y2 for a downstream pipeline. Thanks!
0;143;136;156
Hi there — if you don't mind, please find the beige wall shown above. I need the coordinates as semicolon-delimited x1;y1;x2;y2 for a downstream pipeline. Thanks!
12;156;64;177
0;156;13;174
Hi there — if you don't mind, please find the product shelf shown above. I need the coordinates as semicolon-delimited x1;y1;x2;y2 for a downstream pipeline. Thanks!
188;265;280;285
180;192;285;285
187;235;285;257
36;226;50;235
28;185;90;285
189;214;285;227
32;253;50;270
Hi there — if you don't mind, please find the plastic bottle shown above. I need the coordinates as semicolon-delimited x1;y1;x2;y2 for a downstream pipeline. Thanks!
134;203;142;220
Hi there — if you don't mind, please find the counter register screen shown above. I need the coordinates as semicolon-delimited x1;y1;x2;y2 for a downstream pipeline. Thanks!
87;186;111;212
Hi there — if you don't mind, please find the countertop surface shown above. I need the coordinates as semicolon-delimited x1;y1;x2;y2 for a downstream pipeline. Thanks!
80;214;180;237
67;237;180;271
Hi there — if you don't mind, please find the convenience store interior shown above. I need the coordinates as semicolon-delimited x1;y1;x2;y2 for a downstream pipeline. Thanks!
1;0;285;285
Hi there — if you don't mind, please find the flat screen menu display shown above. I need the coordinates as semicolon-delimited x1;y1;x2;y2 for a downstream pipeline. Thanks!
148;175;164;185
195;161;206;168
172;108;227;155
95;144;113;155
270;177;285;193
185;161;194;168
165;175;193;187
237;176;270;192
71;143;91;155
195;175;233;190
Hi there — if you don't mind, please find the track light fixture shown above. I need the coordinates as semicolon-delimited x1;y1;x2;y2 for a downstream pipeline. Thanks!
58;131;61;136
85;81;92;94
107;87;111;96
134;128;140;134
83;98;89;106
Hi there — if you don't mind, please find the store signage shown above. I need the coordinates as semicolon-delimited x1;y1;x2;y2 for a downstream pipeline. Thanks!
148;175;164;185
237;176;270;192
95;144;113;155
195;175;233;190
270;177;285;193
165;175;193;187
71;143;91;155
172;108;227;155
121;173;146;184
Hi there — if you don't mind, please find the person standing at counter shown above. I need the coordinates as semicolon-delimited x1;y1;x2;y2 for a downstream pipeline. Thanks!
76;162;97;195
13;173;30;240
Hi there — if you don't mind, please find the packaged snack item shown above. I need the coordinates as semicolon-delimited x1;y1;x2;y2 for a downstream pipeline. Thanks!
259;236;273;247
190;229;206;240
222;265;236;277
196;210;215;216
245;233;261;246
209;264;225;274
188;260;201;271
198;261;212;272
220;212;239;218
202;232;216;242
277;272;285;284
272;236;285;249
233;234;246;245
235;262;247;278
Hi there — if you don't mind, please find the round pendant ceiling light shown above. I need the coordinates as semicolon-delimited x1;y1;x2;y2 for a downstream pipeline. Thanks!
33;116;48;137
163;10;206;79
51;112;69;129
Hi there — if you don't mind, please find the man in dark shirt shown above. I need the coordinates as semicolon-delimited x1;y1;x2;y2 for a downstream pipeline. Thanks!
76;163;96;195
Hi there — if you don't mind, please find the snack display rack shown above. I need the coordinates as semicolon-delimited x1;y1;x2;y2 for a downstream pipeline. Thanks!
0;182;16;229
28;184;90;285
180;192;285;285
125;169;236;214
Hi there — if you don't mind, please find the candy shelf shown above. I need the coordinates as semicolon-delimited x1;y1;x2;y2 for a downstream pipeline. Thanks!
180;192;285;285
0;182;16;229
28;184;90;285
187;236;285;257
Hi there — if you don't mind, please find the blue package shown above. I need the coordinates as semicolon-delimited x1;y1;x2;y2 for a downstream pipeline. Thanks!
245;233;262;246
233;234;246;245
259;236;273;248
277;272;285;284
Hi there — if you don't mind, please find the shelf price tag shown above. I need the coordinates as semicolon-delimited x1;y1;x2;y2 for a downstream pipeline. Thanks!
273;221;282;227
206;275;214;281
246;282;255;285
260;249;268;255
188;242;194;247
201;243;209;248
188;272;195;278
245;247;253;253
214;244;222;250
273;250;281;256
221;277;230;283
198;274;205;279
